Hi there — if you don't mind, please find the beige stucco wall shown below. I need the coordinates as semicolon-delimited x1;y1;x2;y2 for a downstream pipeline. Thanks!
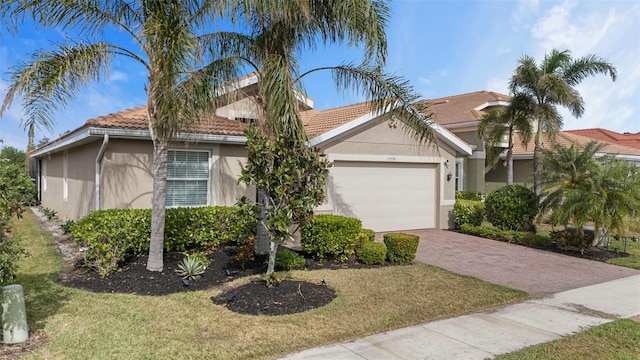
40;142;99;220
218;144;255;204
101;139;154;210
215;96;262;121
321;117;457;229
484;159;534;192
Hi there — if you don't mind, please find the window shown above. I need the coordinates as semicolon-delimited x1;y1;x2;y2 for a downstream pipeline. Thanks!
63;152;68;202
455;159;463;192
166;150;209;207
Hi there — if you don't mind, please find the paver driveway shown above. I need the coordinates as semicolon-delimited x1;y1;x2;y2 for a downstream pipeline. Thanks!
381;229;640;296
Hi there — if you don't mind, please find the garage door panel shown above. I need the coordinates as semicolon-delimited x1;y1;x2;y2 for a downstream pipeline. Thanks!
326;161;436;231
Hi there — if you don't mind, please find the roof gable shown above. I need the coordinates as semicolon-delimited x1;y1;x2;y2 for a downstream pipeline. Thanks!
424;91;511;126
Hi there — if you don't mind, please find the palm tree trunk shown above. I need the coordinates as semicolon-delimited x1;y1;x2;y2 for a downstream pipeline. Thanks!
147;139;167;272
533;122;543;196
506;148;514;185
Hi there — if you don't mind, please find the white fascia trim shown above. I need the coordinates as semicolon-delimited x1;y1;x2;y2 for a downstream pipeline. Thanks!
328;153;442;163
595;152;640;162
31;127;247;158
431;123;472;155
308;110;384;147
474;100;510;111
442;120;479;130
31;127;91;157
309;109;472;156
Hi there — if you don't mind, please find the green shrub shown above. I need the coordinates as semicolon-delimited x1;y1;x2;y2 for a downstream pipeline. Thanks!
300;214;362;262
455;191;484;201
550;230;591;250
70;205;258;276
383;233;419;263
355;228;375;251
485;185;538;231
453;200;485;228
274;248;307;271
164;204;258;251
356;241;387;265
460;224;553;248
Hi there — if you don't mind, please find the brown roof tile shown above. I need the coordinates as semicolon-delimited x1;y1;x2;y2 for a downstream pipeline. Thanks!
565;128;640;149
423;91;511;125
301;102;372;138
85;106;246;136
511;131;640;157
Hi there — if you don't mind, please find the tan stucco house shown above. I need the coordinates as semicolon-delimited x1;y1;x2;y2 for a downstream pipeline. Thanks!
32;75;478;232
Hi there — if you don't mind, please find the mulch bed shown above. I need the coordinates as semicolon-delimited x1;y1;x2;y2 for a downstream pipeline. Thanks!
211;279;336;316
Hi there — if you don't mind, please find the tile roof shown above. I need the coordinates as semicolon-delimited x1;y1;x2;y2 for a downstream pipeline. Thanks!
300;101;372;138
84;106;246;136
423;91;511;125
75;90;514;144
564;128;640;149
511;131;640;157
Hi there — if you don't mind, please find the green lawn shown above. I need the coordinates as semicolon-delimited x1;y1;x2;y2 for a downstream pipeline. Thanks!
495;319;640;360
606;236;640;270
9;210;527;359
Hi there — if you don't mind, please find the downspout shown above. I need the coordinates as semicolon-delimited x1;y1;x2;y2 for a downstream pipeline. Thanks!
95;134;109;211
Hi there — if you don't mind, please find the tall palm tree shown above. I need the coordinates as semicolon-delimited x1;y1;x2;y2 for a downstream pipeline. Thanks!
214;1;436;266
0;1;241;272
477;93;533;185
509;49;617;195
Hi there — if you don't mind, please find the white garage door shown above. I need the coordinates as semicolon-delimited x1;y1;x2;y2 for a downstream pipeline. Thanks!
326;161;437;231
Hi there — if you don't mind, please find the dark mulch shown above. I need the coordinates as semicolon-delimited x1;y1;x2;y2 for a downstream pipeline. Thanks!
546;245;631;262
60;246;268;296
211;279;336;316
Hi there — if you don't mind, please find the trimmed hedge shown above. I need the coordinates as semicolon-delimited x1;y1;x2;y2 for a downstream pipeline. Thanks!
460;224;552;248
383;233;419;263
300;214;362;262
455;191;484;201
70;205;258;276
356;241;387;265
274;248;307;271
355;228;375;251
485;185;538;231
453;200;485;228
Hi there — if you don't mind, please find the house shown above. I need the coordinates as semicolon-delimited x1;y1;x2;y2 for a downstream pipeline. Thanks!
564;128;640;150
483;131;640;191
31;75;474;232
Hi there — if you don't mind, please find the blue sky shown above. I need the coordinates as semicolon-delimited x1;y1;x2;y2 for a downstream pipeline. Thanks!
1;0;639;150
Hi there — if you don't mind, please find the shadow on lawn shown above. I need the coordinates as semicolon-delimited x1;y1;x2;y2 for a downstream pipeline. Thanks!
16;271;70;332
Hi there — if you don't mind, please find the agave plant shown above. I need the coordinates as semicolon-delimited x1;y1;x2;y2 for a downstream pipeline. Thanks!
175;255;206;281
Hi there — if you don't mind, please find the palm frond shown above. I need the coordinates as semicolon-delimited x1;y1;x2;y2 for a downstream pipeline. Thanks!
1;40;114;132
563;53;617;86
319;63;434;145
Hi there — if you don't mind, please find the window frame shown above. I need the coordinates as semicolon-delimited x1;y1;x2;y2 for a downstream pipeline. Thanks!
165;149;211;208
455;158;464;192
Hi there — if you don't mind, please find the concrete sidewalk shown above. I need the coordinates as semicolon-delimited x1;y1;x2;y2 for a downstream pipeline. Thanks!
281;274;640;359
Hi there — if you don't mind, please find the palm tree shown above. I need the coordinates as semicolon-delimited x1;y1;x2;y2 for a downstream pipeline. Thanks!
213;1;436;272
477;93;533;185
538;141;604;238
509;49;617;195
0;1;241;272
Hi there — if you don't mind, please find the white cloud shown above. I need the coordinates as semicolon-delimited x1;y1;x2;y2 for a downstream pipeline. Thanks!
511;0;540;31
418;77;431;85
108;70;129;82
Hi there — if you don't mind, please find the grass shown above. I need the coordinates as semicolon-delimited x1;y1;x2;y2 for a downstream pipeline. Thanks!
495;319;640;359
606;236;640;270
9;210;527;359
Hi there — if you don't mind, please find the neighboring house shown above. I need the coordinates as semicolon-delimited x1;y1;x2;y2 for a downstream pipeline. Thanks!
422;90;511;192
565;128;640;150
484;131;640;191
31;75;472;231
